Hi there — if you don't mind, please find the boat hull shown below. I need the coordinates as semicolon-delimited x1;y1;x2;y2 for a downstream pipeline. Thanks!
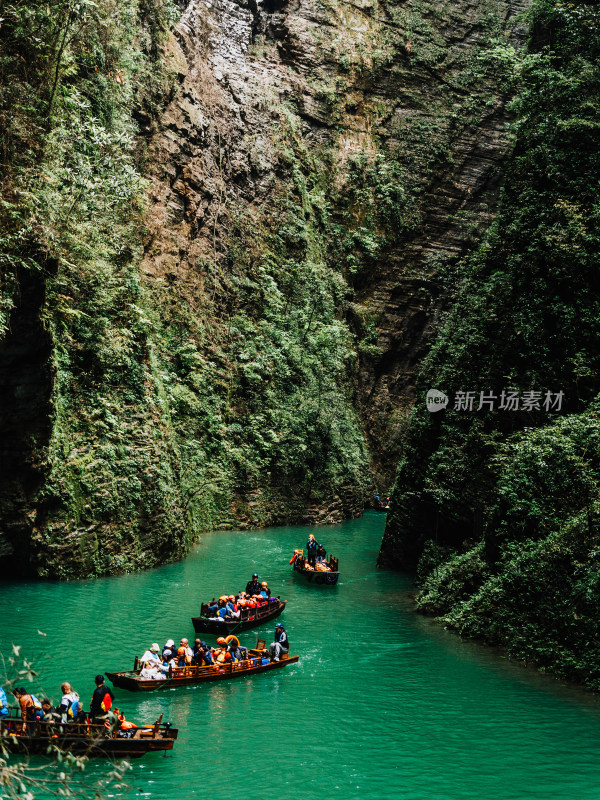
292;562;339;584
0;718;177;758
106;654;299;692
191;599;286;634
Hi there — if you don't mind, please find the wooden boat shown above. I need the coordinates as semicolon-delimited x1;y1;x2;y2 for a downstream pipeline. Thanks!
290;550;339;584
0;709;177;758
191;597;286;635
106;647;299;692
371;496;390;511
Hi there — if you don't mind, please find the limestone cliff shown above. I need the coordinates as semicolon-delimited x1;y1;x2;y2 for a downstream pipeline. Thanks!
143;0;528;486
0;0;526;576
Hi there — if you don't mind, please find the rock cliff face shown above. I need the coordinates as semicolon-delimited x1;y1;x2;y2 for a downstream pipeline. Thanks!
376;1;600;689
144;0;527;489
0;0;527;576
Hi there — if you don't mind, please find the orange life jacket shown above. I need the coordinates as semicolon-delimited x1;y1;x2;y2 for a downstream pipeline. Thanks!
118;712;136;730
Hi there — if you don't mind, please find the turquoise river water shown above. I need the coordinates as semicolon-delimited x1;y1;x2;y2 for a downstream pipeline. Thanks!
2;512;600;799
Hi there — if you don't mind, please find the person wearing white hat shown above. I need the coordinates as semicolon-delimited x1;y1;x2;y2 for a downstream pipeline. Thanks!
140;643;162;669
139;643;167;680
162;639;176;663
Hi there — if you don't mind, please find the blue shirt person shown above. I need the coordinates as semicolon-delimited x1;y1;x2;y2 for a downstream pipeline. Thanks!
0;686;8;717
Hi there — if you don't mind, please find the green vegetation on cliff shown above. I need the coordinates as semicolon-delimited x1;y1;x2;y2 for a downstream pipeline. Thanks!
0;0;529;578
0;0;188;575
0;0;373;576
382;0;600;689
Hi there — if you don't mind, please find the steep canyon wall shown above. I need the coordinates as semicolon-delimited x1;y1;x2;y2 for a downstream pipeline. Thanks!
0;0;525;576
379;3;600;690
147;0;528;489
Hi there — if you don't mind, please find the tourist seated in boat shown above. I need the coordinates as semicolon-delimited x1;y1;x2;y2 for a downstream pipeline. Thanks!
247;585;269;606
245;573;261;596
214;638;233;664
169;648;187;669
58;683;83;723
162;639;177;662
226;595;241;619
140;644;167;678
205;597;218;615
225;635;248;662
13;687;43;733
258;581;271;600
158;639;186;679
115;711;138;738
140;643;162;669
268;622;289;662
169;638;194;669
290;549;306;568
316;544;327;563
240;592;258;609
41;698;61;723
90;675;115;720
211;597;228;619
0;685;8;718
192;640;214;666
166;654;179;671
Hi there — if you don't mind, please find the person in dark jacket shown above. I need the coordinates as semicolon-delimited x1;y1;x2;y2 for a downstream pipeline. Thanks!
227;638;248;662
307;534;318;567
90;675;115;721
245;573;261;596
41;699;61;723
193;641;213;666
269;623;289;662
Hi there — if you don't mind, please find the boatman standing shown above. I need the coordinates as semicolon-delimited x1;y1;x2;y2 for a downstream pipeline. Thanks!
245;573;261;596
307;534;318;567
269;622;289;662
90;675;115;722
